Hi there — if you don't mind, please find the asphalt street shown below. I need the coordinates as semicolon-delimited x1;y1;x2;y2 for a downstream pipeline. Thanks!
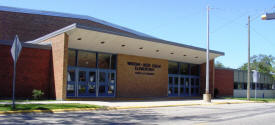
1;103;275;125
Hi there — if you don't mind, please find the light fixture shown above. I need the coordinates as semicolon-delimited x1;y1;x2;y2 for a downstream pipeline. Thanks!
77;38;82;40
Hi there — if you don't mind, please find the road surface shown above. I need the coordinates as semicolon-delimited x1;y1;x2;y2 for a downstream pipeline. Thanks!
1;103;275;124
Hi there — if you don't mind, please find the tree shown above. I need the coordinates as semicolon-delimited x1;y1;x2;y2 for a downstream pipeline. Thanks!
239;54;275;78
215;61;225;68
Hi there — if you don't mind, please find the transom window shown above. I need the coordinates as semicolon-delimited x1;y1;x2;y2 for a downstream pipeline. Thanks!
168;61;200;76
68;49;116;69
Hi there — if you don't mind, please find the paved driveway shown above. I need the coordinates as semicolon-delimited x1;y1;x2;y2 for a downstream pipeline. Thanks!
1;103;275;124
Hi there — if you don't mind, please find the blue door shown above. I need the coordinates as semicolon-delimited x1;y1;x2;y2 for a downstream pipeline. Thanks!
67;67;116;98
168;75;199;97
97;69;116;97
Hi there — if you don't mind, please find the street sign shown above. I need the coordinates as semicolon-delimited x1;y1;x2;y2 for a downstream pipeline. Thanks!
11;35;22;109
252;70;259;83
11;35;22;62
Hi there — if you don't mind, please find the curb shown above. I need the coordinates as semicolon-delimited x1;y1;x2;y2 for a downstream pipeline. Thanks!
0;101;254;115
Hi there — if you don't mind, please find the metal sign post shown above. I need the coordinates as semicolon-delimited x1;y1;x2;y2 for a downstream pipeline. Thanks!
10;35;22;109
252;70;259;100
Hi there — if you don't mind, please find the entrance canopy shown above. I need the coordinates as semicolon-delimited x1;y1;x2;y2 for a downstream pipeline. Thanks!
27;23;224;64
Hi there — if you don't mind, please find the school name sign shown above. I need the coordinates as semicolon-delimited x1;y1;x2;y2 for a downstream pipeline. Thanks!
127;62;162;75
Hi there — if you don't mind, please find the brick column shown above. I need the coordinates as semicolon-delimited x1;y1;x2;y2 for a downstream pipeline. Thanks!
200;59;215;96
44;33;68;100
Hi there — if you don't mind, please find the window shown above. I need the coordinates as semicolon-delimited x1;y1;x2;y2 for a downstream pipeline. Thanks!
260;84;264;90
78;51;96;68
238;83;242;89
234;82;238;89
190;64;199;76
243;83;247;89
67;70;75;82
68;50;76;66
168;62;178;74
179;63;189;75
98;54;116;69
252;83;255;89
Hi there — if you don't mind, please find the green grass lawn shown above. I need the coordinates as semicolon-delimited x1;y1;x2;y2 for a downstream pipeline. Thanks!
0;100;55;102
223;97;275;102
0;104;104;111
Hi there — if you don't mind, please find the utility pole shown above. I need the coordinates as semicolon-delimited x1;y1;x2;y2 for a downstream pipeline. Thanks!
203;5;211;103
247;16;251;100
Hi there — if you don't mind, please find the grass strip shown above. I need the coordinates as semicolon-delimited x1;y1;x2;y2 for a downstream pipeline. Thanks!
0;100;55;102
0;103;104;111
222;97;275;103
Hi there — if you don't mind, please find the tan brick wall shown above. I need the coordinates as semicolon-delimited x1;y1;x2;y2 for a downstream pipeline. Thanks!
43;33;68;100
116;54;168;98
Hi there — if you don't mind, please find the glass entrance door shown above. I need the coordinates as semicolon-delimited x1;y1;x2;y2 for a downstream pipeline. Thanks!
97;69;116;97
168;75;199;97
66;67;116;98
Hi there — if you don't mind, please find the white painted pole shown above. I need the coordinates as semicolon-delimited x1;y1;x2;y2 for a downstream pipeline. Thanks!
206;5;210;94
247;16;250;100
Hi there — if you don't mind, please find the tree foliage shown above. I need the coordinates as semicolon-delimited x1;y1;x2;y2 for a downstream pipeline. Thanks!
239;54;275;79
215;61;226;68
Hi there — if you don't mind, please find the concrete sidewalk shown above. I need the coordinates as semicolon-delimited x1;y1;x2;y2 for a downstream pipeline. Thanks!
0;99;251;108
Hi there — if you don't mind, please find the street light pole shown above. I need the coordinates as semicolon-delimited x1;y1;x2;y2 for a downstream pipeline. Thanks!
247;16;251;101
203;5;211;103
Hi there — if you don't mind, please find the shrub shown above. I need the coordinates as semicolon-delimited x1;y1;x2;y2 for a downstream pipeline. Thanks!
32;89;44;100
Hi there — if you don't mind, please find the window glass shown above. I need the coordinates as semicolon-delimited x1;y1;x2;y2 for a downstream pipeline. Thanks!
190;64;199;76
169;77;173;85
89;72;96;82
238;83;242;89
234;82;238;89
68;50;76;66
174;87;178;94
108;85;115;94
196;79;199;86
180;78;184;85
99;85;106;94
109;73;115;84
180;88;184;94
191;79;195;86
88;84;95;94
79;71;86;82
98;54;116;69
260;84;264;90
252;83;255;89
78;51;96;68
168;62;178;74
78;84;86;94
243;83;247;89
67;84;75;94
67;70;75;82
179;63;189;75
99;72;106;82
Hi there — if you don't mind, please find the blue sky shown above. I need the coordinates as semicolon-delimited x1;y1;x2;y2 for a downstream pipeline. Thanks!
1;0;275;68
